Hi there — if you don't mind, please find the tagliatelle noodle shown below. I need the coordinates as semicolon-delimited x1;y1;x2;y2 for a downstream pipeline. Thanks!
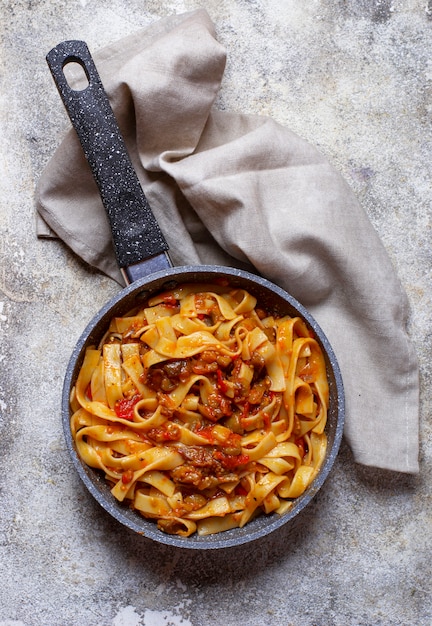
70;283;329;537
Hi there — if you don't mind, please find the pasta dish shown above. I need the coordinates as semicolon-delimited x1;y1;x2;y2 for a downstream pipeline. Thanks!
70;282;329;537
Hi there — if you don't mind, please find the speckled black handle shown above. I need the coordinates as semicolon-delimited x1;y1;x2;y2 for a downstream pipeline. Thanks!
46;40;169;269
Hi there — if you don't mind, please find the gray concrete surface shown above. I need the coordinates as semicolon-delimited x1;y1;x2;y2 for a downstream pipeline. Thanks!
1;1;431;625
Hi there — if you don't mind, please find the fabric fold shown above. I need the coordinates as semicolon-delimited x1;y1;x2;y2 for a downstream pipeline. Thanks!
35;8;419;473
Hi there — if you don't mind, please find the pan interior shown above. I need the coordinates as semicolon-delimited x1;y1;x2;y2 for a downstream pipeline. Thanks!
62;266;344;549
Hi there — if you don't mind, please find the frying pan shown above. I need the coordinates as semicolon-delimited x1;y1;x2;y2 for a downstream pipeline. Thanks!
46;40;345;549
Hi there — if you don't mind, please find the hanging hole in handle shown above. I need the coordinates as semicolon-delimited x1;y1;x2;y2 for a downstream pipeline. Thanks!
63;59;90;91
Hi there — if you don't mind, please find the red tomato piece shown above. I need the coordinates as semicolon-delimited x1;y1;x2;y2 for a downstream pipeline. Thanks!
114;395;141;421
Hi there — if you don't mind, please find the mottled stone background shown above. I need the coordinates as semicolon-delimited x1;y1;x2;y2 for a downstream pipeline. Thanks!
0;1;431;625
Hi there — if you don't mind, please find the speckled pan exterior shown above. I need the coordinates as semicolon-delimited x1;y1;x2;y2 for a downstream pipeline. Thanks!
48;40;345;549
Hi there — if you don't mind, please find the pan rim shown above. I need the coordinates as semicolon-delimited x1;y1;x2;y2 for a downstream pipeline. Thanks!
62;265;345;549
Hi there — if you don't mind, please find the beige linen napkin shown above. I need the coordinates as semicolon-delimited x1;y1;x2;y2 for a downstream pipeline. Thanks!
35;9;419;473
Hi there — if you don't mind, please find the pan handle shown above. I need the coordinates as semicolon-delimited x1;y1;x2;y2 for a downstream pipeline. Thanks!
46;40;169;269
